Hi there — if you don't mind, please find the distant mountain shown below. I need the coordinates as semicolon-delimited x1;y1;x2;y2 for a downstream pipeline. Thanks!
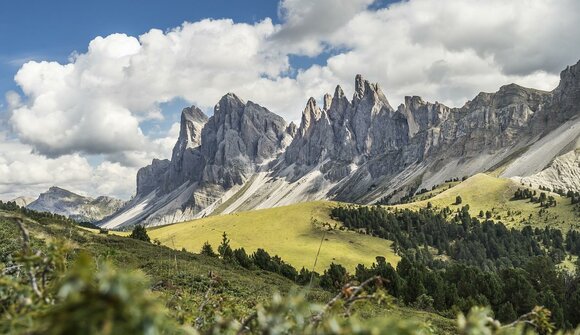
9;196;35;207
27;187;125;222
102;60;580;229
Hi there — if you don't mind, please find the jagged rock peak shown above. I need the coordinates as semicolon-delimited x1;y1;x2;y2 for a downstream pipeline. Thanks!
353;74;382;98
555;58;580;95
354;74;366;99
404;96;426;107
286;122;297;137
334;85;345;99
298;97;323;134
560;59;580;81
215;93;245;118
323;93;332;111
177;106;207;145
182;106;208;123
352;74;392;110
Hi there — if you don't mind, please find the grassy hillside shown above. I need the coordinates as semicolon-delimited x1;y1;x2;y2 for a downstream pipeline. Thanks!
148;201;400;272
397;173;579;231
0;205;456;334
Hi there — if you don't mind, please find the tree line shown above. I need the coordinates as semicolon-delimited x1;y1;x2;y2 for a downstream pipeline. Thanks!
329;205;580;328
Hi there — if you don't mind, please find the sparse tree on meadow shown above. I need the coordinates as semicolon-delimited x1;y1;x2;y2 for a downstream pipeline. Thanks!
129;225;150;243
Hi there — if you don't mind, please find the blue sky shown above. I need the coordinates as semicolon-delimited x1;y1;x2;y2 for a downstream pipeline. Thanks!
1;0;578;200
0;0;282;116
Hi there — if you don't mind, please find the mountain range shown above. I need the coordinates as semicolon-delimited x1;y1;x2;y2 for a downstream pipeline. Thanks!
24;187;125;222
100;60;580;229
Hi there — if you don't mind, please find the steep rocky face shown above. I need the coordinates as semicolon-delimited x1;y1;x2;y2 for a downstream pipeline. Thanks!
103;60;580;228
27;187;125;222
201;94;290;187
165;107;208;192
292;66;574;203
538;60;580;130
285;76;409;181
172;106;207;158
136;158;171;195
403;84;552;163
106;94;291;228
136;107;208;196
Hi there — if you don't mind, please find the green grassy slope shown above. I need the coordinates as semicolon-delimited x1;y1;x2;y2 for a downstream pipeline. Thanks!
397;173;579;231
0;207;454;334
148;201;400;272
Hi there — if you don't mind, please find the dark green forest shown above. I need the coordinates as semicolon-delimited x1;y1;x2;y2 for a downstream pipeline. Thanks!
331;205;580;328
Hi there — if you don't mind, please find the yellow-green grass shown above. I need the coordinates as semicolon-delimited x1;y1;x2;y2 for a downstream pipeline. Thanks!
396;173;579;231
148;201;400;272
409;181;462;202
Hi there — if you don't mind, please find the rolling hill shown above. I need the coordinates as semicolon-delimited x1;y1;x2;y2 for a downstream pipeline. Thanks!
397;173;580;231
147;201;400;271
0;202;455;334
141;173;579;275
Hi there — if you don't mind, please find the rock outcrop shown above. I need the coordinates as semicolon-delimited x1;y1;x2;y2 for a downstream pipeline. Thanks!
200;93;290;187
102;94;292;228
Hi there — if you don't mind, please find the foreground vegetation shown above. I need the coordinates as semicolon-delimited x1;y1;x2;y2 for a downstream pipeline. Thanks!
2;170;580;334
331;204;580;328
0;202;454;334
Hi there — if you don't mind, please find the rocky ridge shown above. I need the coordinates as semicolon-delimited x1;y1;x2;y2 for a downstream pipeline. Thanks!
101;60;580;228
27;187;125;222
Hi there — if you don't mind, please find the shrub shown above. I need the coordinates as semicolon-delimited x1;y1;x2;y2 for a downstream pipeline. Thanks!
129;225;150;243
200;241;217;257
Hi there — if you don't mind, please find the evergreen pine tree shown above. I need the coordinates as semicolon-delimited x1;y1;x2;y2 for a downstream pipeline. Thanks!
129;225;150;243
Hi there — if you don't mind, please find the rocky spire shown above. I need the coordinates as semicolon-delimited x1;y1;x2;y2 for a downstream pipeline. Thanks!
286;121;297;137
352;74;392;111
171;106;208;162
201;93;290;187
334;85;345;99
323;93;332;111
354;74;366;100
214;93;245;123
299;97;322;135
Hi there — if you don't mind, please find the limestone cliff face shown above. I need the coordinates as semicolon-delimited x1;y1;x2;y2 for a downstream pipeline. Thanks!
105;94;292;228
165;106;208;191
284;76;409;181
286;62;578;203
285;76;552;188
136;106;207;196
403;83;551;162
102;60;580;229
136;159;171;196
201;94;290;188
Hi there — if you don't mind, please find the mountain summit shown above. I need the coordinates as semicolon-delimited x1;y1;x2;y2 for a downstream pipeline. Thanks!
27;187;125;222
101;60;580;229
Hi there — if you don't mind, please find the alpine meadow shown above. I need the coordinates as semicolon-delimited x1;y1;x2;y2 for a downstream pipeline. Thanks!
1;0;580;334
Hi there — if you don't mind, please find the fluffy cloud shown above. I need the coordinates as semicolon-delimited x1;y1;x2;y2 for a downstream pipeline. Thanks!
273;0;374;55
10;19;290;158
287;0;580;107
3;0;580;200
0;139;138;201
